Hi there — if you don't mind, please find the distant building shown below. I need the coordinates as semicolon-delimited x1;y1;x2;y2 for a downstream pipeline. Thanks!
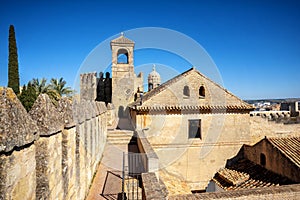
280;101;299;117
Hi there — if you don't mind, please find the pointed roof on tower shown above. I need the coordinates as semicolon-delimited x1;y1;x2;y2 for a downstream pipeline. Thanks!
110;32;135;47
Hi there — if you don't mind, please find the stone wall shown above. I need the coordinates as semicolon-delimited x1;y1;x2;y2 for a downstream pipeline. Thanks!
250;116;300;144
141;172;168;200
80;72;98;102
0;87;107;200
135;112;251;190
136;130;159;173
244;139;300;183
80;72;113;104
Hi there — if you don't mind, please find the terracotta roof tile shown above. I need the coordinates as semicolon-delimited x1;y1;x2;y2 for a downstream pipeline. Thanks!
213;159;294;191
267;137;300;168
217;168;250;186
131;104;252;112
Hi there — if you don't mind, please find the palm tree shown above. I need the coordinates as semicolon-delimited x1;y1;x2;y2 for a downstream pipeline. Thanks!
31;78;60;103
49;77;73;98
31;78;49;94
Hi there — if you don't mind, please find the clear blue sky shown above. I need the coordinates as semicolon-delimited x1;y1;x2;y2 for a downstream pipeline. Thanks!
0;0;299;100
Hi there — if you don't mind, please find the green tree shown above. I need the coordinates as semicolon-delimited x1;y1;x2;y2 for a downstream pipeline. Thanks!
31;78;49;94
18;83;37;112
49;77;73;97
31;78;60;103
18;77;73;110
8;25;20;94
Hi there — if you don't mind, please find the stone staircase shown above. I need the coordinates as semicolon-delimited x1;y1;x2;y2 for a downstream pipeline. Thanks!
107;129;134;145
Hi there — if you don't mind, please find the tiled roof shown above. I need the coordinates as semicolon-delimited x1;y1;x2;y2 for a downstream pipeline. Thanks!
213;159;294;191
129;68;253;111
267;137;300;168
131;105;252;112
168;184;300;200
217;168;250;186
111;35;135;45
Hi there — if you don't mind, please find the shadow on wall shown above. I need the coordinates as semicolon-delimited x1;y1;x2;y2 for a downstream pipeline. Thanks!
96;72;112;104
118;106;131;118
118;106;125;118
117;106;134;130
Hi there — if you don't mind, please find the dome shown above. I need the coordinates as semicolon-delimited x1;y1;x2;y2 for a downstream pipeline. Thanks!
148;65;161;91
148;65;161;83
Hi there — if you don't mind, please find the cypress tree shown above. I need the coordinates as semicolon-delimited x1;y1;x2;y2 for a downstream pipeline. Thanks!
8;25;20;94
19;83;37;112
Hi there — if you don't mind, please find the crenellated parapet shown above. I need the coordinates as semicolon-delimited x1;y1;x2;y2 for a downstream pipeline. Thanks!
0;87;108;200
57;97;75;128
0;87;38;153
80;72;97;102
80;72;112;104
29;94;64;136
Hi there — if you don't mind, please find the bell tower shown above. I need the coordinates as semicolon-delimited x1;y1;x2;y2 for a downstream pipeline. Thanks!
110;33;138;117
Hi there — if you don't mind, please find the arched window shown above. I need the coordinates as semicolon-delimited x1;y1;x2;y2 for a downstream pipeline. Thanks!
117;49;129;64
260;153;266;166
199;86;205;97
148;83;153;91
183;86;190;97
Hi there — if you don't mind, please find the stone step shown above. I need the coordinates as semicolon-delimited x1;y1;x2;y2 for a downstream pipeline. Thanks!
107;130;133;135
107;133;133;138
107;140;132;145
107;130;134;145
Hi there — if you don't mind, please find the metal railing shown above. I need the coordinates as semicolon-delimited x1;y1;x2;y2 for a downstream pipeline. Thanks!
121;152;146;200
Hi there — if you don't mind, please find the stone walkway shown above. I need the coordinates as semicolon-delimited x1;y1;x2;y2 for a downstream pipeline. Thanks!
86;143;128;200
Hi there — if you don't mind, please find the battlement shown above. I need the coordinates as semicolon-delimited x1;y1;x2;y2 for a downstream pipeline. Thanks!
80;72;97;101
80;72;112;104
0;87;108;200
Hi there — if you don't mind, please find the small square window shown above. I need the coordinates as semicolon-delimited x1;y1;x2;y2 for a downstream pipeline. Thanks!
188;119;201;139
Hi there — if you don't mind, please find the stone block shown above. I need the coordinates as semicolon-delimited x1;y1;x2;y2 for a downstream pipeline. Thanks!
57;97;75;128
0;144;36;200
29;94;63;136
0;87;38;153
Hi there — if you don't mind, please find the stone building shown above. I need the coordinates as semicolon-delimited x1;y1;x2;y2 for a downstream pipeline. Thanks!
207;136;300;192
243;136;300;183
80;34;255;191
110;33;143;118
2;34;300;200
75;34;300;198
128;67;254;191
280;101;299;116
